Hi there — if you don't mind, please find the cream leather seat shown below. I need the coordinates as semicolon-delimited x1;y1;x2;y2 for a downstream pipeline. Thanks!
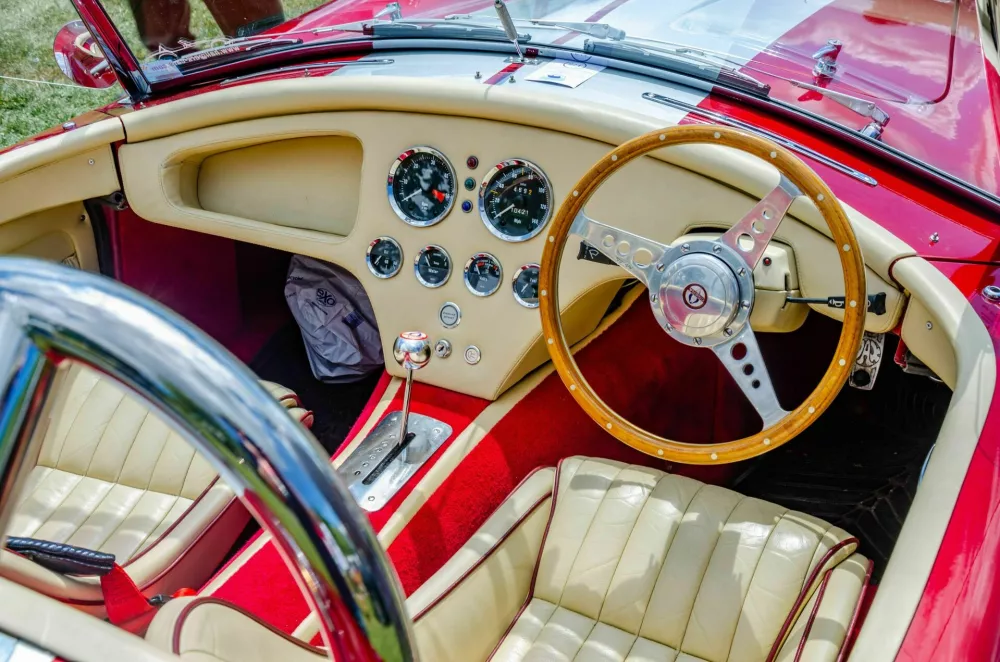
2;364;311;613
147;456;869;662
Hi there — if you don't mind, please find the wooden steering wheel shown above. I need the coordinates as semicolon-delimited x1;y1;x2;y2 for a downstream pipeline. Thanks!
539;125;866;464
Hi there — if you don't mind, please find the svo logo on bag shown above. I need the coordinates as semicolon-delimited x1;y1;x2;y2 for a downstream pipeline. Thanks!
316;289;337;306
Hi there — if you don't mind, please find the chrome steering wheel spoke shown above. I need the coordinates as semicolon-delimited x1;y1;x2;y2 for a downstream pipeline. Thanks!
718;175;801;269
711;324;788;428
570;212;669;286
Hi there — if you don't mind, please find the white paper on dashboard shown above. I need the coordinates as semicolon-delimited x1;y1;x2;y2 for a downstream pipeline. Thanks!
525;61;605;88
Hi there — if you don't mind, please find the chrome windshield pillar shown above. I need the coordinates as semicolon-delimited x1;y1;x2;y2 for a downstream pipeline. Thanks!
0;258;414;662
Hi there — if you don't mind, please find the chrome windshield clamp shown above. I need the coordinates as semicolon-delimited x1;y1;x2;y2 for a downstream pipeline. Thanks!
812;39;842;80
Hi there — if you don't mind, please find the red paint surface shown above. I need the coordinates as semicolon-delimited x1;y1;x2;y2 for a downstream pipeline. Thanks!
893;260;1000;661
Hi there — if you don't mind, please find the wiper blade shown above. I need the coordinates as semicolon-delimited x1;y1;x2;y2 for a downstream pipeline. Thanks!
585;40;770;98
365;21;530;42
442;14;626;40
151;36;303;66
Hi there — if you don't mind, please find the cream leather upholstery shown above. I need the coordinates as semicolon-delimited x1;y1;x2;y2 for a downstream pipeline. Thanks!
150;456;868;662
2;364;310;609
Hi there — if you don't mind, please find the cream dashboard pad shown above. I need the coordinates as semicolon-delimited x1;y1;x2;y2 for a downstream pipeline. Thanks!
118;110;904;400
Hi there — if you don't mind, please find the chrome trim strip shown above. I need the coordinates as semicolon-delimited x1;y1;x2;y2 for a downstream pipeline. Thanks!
0;258;415;661
220;58;394;85
642;92;878;187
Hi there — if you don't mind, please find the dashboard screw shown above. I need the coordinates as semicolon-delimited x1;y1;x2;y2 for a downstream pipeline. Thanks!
724;328;734;337
682;243;690;252
712;244;721;253
984;285;1000;303
926;321;934;330
655;262;665;272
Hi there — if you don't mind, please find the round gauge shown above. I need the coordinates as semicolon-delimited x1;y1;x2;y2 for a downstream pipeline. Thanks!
478;159;552;242
464;253;503;297
387;146;457;227
414;245;452;288
366;236;402;279
512;263;540;308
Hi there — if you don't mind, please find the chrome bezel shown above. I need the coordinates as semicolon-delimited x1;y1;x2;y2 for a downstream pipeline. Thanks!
438;302;462;329
387;146;457;227
511;263;540;308
365;236;403;279
413;244;452;289
477;158;553;242
463;252;503;297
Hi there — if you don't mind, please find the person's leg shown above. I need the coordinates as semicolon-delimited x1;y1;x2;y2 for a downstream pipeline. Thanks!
201;0;286;38
128;0;196;53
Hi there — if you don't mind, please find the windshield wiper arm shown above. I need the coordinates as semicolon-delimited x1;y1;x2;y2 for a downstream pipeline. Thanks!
585;40;770;98
789;81;890;139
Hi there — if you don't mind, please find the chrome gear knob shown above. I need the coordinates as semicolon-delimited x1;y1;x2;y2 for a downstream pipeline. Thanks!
393;331;431;371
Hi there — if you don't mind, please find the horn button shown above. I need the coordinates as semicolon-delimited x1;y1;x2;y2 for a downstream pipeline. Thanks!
659;253;740;339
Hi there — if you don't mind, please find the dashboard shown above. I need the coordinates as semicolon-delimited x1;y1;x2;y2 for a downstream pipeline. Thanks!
117;109;906;400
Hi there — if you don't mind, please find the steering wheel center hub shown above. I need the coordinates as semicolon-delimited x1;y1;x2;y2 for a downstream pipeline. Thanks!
659;253;739;338
649;239;755;347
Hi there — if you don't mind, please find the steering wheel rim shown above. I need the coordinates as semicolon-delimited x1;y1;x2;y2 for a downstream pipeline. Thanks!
539;124;867;465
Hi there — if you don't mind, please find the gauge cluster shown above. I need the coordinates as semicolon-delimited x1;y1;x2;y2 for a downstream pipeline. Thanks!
369;146;554;313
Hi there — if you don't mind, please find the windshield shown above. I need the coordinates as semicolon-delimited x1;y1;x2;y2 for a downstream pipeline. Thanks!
5;0;996;197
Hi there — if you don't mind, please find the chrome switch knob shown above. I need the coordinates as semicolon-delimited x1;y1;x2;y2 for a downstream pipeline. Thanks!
393;331;431;371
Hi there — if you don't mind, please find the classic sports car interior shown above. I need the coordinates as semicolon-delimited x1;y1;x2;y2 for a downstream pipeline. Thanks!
0;0;998;661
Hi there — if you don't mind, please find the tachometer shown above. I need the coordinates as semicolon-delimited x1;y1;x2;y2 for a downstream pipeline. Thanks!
387;146;456;227
464;253;503;297
414;245;451;288
512;263;540;308
478;159;552;242
366;236;402;279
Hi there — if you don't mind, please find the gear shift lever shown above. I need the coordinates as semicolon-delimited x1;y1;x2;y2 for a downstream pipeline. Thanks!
392;331;431;451
342;330;451;511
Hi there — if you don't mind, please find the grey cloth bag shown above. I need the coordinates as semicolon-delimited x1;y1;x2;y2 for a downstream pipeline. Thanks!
285;255;384;382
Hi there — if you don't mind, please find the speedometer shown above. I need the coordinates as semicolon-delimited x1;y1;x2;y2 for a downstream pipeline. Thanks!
478;159;552;242
387;146;456;227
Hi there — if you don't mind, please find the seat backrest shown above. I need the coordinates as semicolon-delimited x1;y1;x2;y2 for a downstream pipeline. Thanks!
535;457;864;662
35;364;216;500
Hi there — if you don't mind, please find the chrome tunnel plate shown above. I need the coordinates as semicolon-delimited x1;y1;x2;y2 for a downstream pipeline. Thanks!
338;412;452;512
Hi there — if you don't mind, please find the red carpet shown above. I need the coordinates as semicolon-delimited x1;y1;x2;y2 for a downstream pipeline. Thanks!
203;296;762;633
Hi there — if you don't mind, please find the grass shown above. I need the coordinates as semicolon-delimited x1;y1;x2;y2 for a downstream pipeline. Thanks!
0;0;316;149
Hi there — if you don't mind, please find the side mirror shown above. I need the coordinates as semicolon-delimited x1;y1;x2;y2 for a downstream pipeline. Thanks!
52;20;117;89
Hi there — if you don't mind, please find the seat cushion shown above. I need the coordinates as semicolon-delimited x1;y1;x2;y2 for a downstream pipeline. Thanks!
490;457;868;662
149;456;869;662
3;364;311;606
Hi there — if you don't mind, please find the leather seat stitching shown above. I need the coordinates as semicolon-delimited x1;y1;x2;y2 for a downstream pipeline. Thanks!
486;461;566;662
764;537;859;662
175;442;199;499
676;491;745;657
81;391;129;479
111;408;154;486
49;375;100;469
16;466;53;512
835;558;873;662
801;520;835;592
632;479;707;646
794;568;833;661
141;425;174;492
126;493;182;561
594;464;662;627
72;483;145;553
24;472;87;540
722;503;790;662
553;461;629;609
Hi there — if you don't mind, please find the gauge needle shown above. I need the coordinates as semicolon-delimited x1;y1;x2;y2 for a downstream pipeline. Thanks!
521;282;530;294
374;255;382;265
495;204;515;218
401;190;422;202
